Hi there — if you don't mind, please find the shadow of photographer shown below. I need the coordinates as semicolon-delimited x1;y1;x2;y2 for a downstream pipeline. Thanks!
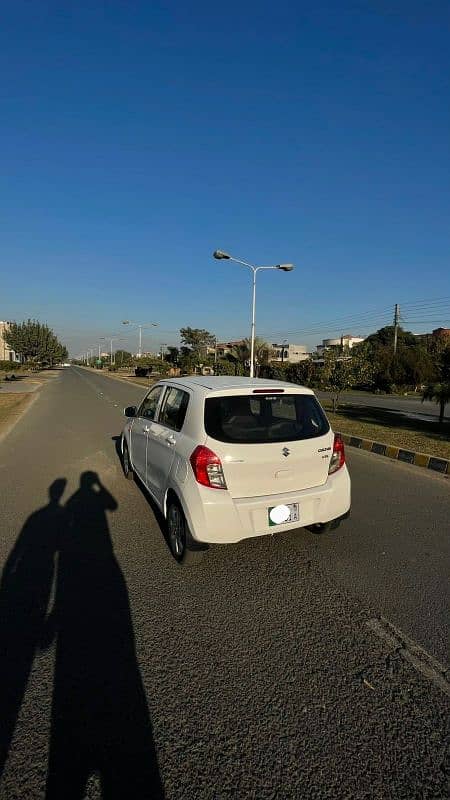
0;471;164;799
0;478;66;778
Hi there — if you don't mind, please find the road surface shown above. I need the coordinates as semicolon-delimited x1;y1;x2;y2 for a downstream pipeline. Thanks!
0;367;448;799
317;390;449;421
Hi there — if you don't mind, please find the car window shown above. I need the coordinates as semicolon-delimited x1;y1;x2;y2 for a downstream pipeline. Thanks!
158;387;189;431
204;394;329;443
138;385;164;420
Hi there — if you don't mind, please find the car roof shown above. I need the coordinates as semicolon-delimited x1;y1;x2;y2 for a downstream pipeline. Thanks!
160;375;314;395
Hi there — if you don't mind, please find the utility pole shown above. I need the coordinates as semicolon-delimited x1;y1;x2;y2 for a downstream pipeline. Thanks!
393;303;400;355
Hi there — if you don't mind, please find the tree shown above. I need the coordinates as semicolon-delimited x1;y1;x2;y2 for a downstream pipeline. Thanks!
250;337;272;374
135;354;170;373
3;319;67;367
179;346;196;374
422;383;450;425
227;337;270;376
320;348;374;411
165;347;179;365
179;328;215;355
115;350;133;367
229;341;250;374
429;339;450;383
355;326;434;392
285;359;320;387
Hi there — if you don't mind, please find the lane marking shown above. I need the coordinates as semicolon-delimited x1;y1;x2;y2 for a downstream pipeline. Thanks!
366;616;450;697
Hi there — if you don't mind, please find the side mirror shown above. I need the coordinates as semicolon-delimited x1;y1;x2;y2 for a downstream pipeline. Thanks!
124;406;137;417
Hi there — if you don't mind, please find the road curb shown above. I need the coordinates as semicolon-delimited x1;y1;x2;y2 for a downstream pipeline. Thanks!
338;431;450;475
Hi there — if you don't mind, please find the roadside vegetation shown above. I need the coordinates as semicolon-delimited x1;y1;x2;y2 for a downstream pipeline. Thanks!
2;320;68;368
72;320;450;457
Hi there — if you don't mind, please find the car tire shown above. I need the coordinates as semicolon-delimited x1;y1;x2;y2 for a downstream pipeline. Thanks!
122;441;134;481
166;499;204;565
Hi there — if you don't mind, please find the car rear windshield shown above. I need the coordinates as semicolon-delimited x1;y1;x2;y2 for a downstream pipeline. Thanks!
204;393;330;444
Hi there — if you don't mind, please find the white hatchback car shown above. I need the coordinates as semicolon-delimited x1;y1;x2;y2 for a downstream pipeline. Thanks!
121;377;351;563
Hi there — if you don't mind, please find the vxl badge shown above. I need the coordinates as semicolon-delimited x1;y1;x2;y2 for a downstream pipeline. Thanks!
282;447;290;457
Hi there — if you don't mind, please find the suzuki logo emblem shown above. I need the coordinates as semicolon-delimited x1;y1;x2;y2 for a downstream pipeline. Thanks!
282;447;290;457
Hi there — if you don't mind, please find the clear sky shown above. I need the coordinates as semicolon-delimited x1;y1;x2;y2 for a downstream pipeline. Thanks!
1;1;449;356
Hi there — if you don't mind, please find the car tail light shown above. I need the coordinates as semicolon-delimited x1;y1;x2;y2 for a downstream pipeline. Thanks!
328;434;345;474
189;445;227;489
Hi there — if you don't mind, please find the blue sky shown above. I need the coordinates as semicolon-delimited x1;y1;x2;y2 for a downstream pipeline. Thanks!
1;1;449;356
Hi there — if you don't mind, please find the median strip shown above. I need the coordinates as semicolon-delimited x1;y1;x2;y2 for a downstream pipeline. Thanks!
338;431;449;474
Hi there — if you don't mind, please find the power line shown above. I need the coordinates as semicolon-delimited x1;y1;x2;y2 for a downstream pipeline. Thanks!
400;295;450;308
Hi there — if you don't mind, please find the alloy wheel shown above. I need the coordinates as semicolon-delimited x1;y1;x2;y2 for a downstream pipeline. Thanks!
167;504;185;560
123;444;130;474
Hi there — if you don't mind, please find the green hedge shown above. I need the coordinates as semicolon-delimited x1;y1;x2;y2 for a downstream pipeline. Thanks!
0;360;23;371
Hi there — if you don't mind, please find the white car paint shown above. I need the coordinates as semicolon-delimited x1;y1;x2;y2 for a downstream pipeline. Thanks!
121;376;351;545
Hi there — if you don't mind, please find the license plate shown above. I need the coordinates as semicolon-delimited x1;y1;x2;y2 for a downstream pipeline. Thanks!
268;503;299;526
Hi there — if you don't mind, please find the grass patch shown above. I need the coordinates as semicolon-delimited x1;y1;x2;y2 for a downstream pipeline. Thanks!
325;403;450;460
0;393;32;433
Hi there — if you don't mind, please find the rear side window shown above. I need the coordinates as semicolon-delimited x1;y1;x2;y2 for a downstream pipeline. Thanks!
158;387;189;431
204;394;329;444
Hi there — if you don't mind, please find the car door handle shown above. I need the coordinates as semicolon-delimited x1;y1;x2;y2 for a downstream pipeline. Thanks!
165;434;176;446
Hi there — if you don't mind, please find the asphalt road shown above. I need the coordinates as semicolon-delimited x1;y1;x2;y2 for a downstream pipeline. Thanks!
0;367;448;799
316;390;449;421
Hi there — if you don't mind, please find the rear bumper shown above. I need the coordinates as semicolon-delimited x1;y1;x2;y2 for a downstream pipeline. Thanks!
181;465;351;544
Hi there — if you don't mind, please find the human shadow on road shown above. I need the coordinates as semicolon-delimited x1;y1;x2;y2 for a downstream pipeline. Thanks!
0;478;67;778
44;471;165;799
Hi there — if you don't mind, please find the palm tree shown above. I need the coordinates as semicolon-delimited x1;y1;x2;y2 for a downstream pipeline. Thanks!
228;341;250;375
422;382;450;424
228;338;271;376
247;337;271;369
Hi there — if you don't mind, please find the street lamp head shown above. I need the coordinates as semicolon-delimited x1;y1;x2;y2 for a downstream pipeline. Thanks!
213;250;231;260
276;264;294;272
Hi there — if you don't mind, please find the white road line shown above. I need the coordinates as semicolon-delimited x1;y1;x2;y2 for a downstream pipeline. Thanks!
366;616;450;697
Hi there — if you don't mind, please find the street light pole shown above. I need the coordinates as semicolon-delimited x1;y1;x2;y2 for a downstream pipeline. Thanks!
122;321;158;358
213;251;294;378
100;336;126;367
250;269;257;378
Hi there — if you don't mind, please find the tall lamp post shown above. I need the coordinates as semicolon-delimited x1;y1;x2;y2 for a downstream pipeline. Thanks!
122;321;158;358
100;336;127;366
213;250;294;378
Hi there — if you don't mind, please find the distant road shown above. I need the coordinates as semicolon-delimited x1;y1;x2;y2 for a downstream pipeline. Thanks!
0;366;448;799
316;390;449;420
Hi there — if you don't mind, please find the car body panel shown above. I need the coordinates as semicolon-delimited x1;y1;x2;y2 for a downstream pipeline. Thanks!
121;377;351;544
